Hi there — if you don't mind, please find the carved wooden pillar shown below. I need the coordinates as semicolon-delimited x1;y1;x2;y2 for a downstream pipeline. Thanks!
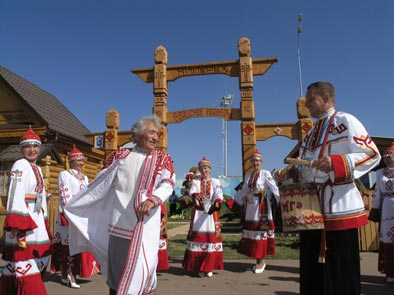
41;155;58;234
153;45;169;153
41;155;52;195
296;96;314;143
238;37;257;177
105;109;120;161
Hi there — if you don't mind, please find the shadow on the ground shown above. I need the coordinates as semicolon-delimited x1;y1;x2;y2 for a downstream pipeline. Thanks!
43;272;95;287
361;274;394;295
159;258;299;277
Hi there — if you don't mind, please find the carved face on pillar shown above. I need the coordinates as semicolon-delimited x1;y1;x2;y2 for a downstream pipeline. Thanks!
155;46;168;64
238;37;251;56
106;109;120;129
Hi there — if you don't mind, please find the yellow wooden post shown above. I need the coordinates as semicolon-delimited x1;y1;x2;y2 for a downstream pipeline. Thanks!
238;37;257;178
359;189;379;251
153;45;169;153
105;109;120;161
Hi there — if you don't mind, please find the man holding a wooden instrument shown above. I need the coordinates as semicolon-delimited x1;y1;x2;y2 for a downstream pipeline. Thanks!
297;81;381;295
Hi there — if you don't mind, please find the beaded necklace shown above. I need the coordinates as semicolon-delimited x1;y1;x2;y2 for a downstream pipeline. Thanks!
384;168;394;179
69;169;86;189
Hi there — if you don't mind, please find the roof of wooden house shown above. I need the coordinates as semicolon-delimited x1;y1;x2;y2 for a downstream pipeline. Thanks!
0;65;91;144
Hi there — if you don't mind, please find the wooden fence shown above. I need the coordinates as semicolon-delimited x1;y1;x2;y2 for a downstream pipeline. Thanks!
359;189;380;251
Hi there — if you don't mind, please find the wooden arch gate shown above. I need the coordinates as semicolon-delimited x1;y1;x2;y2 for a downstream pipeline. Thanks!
94;37;377;251
130;37;312;176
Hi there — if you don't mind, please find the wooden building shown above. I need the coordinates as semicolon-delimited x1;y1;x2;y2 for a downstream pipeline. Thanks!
0;65;105;246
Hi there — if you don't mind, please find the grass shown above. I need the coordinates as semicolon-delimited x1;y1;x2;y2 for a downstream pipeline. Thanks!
167;222;188;230
167;233;300;260
166;201;300;260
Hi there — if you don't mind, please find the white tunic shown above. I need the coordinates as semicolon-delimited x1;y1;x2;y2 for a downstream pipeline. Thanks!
233;169;280;258
188;178;224;235
54;169;88;244
299;109;381;230
65;148;174;295
1;158;51;285
235;169;280;224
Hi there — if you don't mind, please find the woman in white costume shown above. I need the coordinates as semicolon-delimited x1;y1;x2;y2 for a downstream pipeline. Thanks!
0;126;52;295
369;143;394;283
51;145;100;288
182;157;224;278
233;149;279;273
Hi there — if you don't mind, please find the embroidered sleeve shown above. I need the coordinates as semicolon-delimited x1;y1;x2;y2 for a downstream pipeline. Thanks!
330;154;353;184
234;175;249;206
4;160;38;231
212;178;224;202
58;171;71;213
343;114;381;179
147;195;162;207
263;170;280;203
149;152;175;205
189;180;199;196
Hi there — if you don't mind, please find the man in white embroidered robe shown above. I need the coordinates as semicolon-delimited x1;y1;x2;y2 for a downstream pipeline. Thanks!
299;82;381;295
65;115;175;295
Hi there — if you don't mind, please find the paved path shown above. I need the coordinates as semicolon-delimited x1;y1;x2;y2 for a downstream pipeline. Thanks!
43;222;394;295
43;252;393;295
5;224;394;294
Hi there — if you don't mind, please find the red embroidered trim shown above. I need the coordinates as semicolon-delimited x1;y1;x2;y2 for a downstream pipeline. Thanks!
30;164;44;194
331;154;351;183
248;171;260;191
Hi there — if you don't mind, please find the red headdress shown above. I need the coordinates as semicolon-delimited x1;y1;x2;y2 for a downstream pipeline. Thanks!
383;143;394;157
20;125;41;147
68;145;85;162
385;144;394;153
198;156;211;168
251;149;263;161
186;172;195;181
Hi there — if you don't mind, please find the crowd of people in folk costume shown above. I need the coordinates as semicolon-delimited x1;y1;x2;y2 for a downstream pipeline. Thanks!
0;81;392;295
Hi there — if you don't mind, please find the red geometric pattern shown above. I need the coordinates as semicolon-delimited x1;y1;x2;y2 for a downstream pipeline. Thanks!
243;124;253;135
15;263;32;275
106;132;114;142
279;183;324;232
353;135;380;167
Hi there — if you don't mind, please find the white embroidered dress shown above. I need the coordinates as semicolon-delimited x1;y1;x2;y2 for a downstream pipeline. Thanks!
65;148;174;295
234;169;279;258
0;158;51;294
370;168;394;277
182;177;224;272
54;169;88;244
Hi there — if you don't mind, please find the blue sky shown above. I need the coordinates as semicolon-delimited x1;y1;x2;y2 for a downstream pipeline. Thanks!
1;1;393;179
